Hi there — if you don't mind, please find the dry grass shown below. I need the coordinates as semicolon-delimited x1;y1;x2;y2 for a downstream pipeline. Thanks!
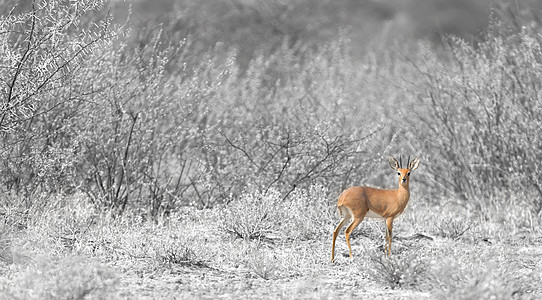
0;192;540;299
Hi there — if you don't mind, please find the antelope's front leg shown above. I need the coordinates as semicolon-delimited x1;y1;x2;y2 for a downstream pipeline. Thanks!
385;218;394;257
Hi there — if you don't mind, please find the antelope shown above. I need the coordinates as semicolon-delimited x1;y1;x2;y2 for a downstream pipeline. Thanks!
331;156;420;262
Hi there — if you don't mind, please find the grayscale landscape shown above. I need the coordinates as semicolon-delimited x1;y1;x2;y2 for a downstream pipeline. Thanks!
1;0;541;299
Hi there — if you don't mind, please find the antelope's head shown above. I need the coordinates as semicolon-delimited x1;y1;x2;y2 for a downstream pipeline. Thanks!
389;156;420;187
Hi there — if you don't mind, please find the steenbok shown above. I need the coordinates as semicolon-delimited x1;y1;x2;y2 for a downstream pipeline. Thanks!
331;156;420;262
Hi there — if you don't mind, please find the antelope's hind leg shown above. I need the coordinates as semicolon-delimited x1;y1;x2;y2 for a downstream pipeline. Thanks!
331;212;351;262
344;218;363;259
344;208;368;260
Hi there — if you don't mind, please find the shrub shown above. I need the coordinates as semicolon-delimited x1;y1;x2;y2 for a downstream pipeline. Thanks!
407;19;542;214
245;248;280;280
370;252;429;290
158;243;207;268
0;0;111;197
221;188;283;241
435;217;472;241
75;30;192;215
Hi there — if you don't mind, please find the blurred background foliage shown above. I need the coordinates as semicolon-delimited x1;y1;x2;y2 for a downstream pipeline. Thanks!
112;0;542;58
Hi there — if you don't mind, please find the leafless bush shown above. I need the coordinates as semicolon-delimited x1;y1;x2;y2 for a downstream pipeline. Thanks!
74;32;196;216
0;0;111;197
407;20;542;213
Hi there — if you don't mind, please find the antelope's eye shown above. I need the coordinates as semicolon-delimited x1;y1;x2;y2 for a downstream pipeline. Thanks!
407;172;411;176
397;172;401;176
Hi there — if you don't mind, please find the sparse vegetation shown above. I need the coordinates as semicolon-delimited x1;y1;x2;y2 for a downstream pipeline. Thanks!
1;0;541;299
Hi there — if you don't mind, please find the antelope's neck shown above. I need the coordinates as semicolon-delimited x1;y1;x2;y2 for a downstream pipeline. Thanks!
397;185;410;205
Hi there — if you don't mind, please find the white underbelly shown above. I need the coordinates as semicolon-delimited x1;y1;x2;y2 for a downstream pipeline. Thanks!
366;210;384;219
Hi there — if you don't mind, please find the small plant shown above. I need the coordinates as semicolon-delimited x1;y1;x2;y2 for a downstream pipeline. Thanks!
245;248;279;280
159;245;207;268
370;252;427;289
436;217;472;241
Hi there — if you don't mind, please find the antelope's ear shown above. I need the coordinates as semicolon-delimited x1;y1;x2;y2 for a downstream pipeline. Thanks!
388;156;399;170
409;158;420;171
